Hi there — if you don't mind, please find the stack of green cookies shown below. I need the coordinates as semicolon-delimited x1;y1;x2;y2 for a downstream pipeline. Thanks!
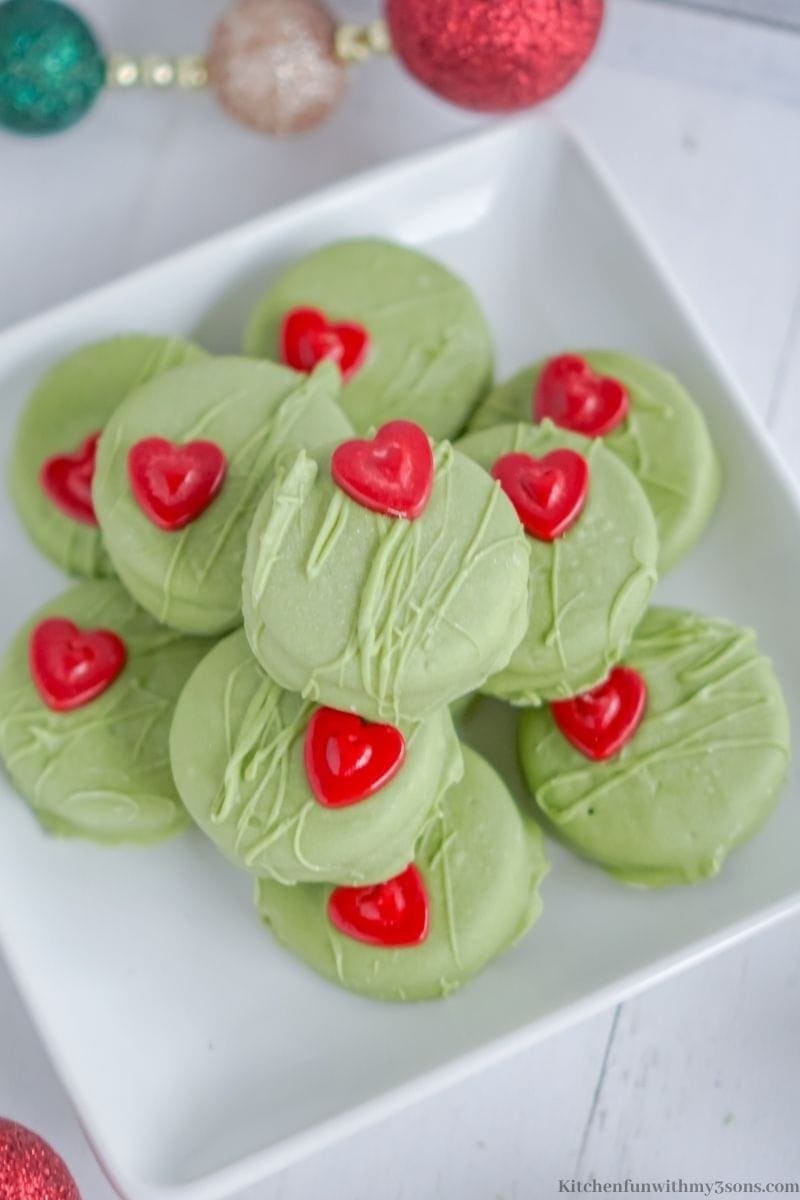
458;349;789;886
0;237;791;1005
0;242;550;1002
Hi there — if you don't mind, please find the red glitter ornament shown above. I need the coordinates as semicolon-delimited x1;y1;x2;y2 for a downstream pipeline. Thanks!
0;1119;80;1200
385;0;604;112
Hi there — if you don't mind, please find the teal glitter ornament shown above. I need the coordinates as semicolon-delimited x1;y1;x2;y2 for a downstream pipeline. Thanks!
0;0;105;135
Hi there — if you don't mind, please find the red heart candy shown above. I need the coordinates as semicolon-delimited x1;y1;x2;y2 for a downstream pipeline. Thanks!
328;864;429;948
304;707;406;808
551;666;647;761
29;618;127;712
280;306;370;381
534;354;629;437
128;438;227;532
39;431;101;526
331;420;434;520
491;449;588;541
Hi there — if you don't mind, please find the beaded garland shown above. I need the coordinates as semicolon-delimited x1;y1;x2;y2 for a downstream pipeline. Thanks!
0;0;389;136
0;0;603;137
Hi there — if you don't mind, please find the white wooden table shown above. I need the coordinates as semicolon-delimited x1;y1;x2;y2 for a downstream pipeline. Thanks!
1;2;800;1195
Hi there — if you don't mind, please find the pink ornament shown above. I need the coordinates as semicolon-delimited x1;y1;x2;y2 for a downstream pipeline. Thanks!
0;1119;80;1200
207;0;347;135
385;0;604;113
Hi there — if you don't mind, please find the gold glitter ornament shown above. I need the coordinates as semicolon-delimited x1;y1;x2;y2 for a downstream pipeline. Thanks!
207;0;348;136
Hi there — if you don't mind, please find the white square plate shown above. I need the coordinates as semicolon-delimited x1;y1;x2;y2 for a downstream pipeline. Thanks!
0;119;798;1200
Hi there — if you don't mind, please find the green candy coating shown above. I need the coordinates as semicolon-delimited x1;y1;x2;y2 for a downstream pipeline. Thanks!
10;335;205;578
519;607;791;887
170;629;464;886
456;421;659;705
244;238;494;439
468;351;721;574
450;691;477;724
0;0;105;135
256;745;549;1002
0;580;212;843
93;357;351;635
242;439;531;724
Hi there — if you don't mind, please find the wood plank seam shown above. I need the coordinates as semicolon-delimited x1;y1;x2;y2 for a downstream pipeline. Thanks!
765;279;800;430
573;1004;623;1177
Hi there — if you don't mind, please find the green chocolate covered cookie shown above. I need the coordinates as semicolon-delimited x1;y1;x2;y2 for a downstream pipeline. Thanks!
518;607;791;887
256;745;548;1001
170;629;464;885
244;238;493;439
242;438;530;724
456;421;659;705
0;580;212;844
468;351;721;574
93;357;351;635
10;335;206;578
